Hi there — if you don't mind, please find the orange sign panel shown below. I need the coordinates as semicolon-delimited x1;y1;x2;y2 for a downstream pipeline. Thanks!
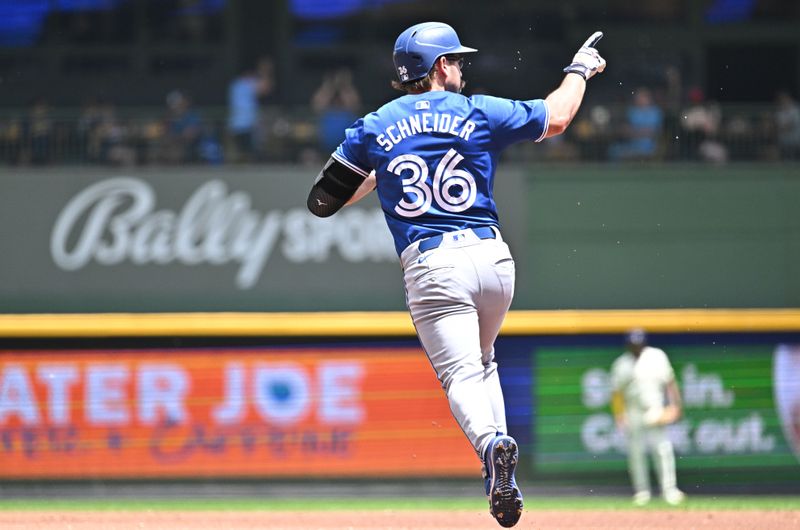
0;348;478;478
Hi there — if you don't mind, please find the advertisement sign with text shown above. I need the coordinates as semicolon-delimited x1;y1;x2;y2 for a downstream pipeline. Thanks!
534;343;800;479
0;348;477;479
0;168;407;313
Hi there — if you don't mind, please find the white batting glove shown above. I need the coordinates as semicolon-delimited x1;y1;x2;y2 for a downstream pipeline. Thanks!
563;31;606;81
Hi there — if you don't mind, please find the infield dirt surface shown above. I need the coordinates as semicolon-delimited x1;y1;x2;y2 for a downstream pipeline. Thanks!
1;509;799;529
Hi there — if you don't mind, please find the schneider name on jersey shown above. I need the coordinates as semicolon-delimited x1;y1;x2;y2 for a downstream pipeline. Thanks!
375;111;478;152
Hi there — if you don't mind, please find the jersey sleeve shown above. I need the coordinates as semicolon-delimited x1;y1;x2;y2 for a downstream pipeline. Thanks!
331;118;372;178
656;348;676;382
475;95;550;150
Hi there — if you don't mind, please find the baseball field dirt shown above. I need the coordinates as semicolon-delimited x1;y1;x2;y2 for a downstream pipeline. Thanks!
1;509;799;529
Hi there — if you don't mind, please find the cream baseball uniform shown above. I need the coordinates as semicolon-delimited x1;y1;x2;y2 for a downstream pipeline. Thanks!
611;345;680;500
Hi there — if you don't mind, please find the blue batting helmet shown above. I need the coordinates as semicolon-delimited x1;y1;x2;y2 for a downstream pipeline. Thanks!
393;22;477;83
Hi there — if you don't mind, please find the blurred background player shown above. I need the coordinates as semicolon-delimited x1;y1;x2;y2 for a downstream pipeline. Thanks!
307;21;606;527
611;328;686;506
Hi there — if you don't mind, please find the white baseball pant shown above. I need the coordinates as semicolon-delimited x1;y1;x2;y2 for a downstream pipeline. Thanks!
626;413;678;495
400;227;515;459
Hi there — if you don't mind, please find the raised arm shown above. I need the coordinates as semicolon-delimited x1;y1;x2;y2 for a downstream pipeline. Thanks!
543;31;606;138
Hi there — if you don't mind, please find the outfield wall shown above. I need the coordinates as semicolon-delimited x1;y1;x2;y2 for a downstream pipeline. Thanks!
1;310;799;492
1;164;798;312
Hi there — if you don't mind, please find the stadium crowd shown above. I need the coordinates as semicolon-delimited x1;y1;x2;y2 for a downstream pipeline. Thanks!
1;74;798;167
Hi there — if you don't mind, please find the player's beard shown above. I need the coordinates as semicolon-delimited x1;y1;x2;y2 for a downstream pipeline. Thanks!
446;78;467;94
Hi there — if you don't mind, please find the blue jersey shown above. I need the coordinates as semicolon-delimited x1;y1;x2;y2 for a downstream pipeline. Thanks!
332;91;549;255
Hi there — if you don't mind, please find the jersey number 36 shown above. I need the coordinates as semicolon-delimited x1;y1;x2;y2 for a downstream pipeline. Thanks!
389;149;477;217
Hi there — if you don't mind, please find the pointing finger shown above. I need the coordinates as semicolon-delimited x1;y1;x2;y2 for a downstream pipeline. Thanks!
582;31;603;49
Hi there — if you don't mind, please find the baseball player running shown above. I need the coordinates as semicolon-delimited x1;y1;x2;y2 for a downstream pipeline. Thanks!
611;328;686;506
307;22;606;527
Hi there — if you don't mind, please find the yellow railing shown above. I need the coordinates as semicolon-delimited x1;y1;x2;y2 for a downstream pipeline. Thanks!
1;309;799;337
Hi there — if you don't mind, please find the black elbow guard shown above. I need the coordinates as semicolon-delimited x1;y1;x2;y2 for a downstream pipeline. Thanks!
307;157;366;217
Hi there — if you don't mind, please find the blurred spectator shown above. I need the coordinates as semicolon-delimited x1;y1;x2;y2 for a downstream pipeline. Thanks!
0;118;23;165
161;90;203;164
572;104;613;160
198;122;225;165
540;132;580;162
680;87;728;164
140;117;167;165
662;66;683;118
311;68;361;155
774;91;800;159
227;58;274;162
608;88;663;161
78;97;135;165
25;97;54;165
722;112;758;160
660;66;684;157
77;97;104;158
96;102;137;166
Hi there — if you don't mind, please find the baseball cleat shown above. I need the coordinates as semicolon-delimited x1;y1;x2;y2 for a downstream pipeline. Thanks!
484;435;523;528
632;491;651;506
663;488;686;506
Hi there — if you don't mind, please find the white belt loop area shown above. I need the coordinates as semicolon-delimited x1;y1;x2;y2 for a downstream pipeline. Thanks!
418;226;499;253
400;226;502;270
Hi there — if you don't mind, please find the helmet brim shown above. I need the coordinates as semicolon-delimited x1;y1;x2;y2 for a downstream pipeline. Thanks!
449;46;478;55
